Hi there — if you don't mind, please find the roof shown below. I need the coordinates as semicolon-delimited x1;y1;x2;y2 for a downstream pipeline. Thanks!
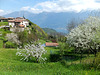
8;19;24;22
45;42;59;47
16;17;24;19
8;18;29;23
8;20;15;22
8;17;15;19
0;18;8;20
19;24;24;27
15;19;23;22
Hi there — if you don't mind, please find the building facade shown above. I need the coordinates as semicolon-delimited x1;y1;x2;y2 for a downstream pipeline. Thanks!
8;17;29;28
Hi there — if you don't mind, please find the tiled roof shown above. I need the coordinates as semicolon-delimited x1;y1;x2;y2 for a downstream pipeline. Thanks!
45;42;59;47
8;20;15;22
8;17;15;19
8;19;24;22
8;18;29;23
15;20;23;22
19;25;24;27
0;18;8;19
16;17;24;19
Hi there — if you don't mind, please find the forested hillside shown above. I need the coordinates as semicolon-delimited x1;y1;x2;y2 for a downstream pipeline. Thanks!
0;19;47;48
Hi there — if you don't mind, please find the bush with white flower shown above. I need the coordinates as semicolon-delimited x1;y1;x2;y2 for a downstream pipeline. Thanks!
67;16;100;57
16;42;47;63
6;33;21;45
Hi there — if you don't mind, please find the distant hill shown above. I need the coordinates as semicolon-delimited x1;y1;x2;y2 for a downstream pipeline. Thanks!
4;11;92;33
42;28;66;36
42;28;57;34
0;16;5;18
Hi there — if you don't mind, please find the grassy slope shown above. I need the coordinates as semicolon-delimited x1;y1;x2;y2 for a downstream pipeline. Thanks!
0;40;3;48
0;48;100;75
27;19;48;38
0;22;8;26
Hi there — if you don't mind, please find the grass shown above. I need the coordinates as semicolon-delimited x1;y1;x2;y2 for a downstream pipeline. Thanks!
0;48;100;75
0;40;3;48
38;40;46;44
0;22;8;26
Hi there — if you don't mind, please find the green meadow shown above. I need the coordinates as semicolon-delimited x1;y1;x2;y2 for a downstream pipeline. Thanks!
0;22;8;26
0;48;100;75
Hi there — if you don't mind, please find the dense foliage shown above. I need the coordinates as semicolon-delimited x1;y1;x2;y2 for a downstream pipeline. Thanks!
5;41;17;48
27;19;47;40
67;16;100;57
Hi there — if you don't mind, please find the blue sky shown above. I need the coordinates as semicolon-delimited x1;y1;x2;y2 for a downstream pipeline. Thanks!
0;0;51;10
0;0;100;16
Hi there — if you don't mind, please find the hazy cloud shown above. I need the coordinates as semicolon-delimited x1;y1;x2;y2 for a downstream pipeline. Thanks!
21;6;30;11
56;27;67;30
21;0;100;13
0;9;5;16
0;9;12;16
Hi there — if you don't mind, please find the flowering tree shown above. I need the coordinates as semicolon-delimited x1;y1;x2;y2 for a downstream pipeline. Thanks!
6;33;21;45
16;43;47;63
67;16;100;59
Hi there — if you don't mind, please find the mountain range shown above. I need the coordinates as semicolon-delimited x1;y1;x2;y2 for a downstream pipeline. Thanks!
3;11;94;33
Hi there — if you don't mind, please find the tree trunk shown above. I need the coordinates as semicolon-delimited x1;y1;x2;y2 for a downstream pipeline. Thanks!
93;49;97;64
36;57;39;63
3;43;5;48
94;50;97;57
36;58;38;63
87;50;90;57
80;50;83;63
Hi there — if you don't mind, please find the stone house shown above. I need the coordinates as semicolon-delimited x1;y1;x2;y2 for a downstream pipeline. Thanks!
45;42;59;47
8;17;29;28
0;17;14;22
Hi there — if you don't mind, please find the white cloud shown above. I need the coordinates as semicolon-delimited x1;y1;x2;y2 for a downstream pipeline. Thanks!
0;9;5;16
21;0;100;13
21;6;30;11
30;8;43;14
0;9;12;16
0;9;4;12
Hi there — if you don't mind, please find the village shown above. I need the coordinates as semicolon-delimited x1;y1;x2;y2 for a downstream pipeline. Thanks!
0;17;29;32
0;17;60;47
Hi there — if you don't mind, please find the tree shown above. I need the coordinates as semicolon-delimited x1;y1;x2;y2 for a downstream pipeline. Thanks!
6;33;20;45
66;18;78;33
67;16;100;62
16;42;47;63
17;30;28;46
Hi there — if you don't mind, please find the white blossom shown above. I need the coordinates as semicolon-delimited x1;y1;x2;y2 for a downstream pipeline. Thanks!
16;42;47;62
67;16;100;51
6;33;21;45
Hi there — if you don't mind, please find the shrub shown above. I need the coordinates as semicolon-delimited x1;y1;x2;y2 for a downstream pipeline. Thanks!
49;54;60;62
16;43;47;63
5;41;17;48
6;33;20;45
94;52;100;69
49;50;60;62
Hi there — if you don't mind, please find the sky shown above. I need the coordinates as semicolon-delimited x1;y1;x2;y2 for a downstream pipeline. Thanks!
0;0;100;16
